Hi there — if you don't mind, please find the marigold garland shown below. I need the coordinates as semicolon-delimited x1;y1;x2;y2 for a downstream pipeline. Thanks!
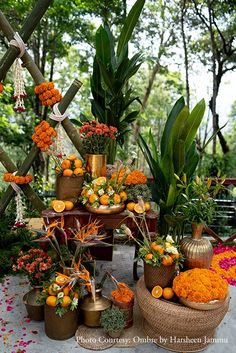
173;268;228;303
32;121;57;151
3;172;33;184
34;82;62;106
210;245;236;286
125;169;147;185
0;82;3;93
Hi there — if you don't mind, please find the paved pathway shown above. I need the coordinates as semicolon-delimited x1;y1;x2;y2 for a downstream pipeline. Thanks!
0;244;235;353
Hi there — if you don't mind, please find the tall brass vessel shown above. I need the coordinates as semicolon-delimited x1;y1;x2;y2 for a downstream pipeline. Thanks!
80;288;111;327
86;154;107;178
180;223;213;269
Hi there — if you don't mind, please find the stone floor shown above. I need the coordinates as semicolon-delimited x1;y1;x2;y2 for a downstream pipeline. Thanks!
0;244;235;353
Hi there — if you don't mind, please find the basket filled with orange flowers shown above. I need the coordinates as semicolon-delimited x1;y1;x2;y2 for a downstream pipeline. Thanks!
54;153;86;203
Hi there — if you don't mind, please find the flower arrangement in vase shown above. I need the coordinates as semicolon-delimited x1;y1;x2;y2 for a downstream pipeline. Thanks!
122;213;183;290
80;176;127;214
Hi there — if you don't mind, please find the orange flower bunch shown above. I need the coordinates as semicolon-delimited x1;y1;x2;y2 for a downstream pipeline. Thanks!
111;168;129;183
111;282;134;303
173;268;228;303
3;172;33;184
125;169;147;185
32;121;57;151
0;82;3;93
34;81;62;106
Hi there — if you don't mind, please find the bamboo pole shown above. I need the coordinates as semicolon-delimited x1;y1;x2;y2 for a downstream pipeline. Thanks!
0;0;53;81
0;147;46;214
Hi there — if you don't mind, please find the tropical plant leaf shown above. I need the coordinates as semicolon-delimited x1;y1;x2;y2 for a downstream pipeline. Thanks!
183;141;200;177
117;0;145;57
95;26;112;68
173;139;185;174
96;59;115;94
121;111;139;123
148;129;158;162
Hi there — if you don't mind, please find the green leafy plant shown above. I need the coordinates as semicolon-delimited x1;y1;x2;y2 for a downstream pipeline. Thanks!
100;307;125;332
126;184;152;202
138;96;206;236
91;0;145;163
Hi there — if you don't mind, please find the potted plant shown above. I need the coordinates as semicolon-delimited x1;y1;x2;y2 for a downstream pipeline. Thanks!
12;248;55;321
138;97;206;237
122;215;183;290
176;175;225;269
100;307;126;338
91;0;145;163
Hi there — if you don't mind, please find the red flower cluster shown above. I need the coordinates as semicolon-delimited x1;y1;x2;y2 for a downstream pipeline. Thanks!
80;120;117;154
3;172;33;184
32;120;57;151
12;248;53;286
0;82;4;93
34;82;62;106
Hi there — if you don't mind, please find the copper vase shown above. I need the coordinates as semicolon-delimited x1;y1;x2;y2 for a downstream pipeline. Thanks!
23;286;44;321
80;288;111;327
85;154;107;178
180;223;213;269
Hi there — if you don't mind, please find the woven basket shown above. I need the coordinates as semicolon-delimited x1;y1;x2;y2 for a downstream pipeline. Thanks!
136;276;230;352
143;262;176;290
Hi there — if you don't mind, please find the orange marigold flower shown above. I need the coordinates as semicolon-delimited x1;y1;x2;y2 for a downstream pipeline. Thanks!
0;82;4;93
125;169;147;185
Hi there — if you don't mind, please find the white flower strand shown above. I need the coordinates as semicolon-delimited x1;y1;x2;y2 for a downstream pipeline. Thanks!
49;103;69;157
13;58;27;112
15;192;25;224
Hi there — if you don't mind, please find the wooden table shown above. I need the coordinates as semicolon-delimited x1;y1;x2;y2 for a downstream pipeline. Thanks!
42;207;158;280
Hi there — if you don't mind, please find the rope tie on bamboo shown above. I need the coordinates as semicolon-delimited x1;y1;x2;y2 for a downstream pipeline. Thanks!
49;103;68;122
9;32;27;58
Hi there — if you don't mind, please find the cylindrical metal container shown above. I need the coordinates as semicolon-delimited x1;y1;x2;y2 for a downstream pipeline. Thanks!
23;286;44;321
143;262;176;290
85;154;107;178
44;304;78;340
180;223;213;269
80;288;111;327
112;297;134;328
56;175;84;202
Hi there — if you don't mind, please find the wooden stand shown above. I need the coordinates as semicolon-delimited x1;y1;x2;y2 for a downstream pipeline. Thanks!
42;207;158;280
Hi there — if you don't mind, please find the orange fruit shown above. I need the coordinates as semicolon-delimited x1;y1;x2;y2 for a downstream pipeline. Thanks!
119;191;127;201
145;253;153;260
61;159;71;169
144;202;151;211
46;295;57;307
63;169;73;177
134;203;145;214
93;177;107;185
151;285;163;299
162;255;174;266
63;287;71;296
67;154;77;161
73;292;79;299
113;194;121;204
100;194;109;205
74;159;83;168
61;295;71;308
88;193;99;204
63;200;74;211
171;252;180;260
48;284;59;295
55;275;68;286
74;167;84;176
53;200;65;213
162;287;174;300
126;202;136;211
81;189;89;197
50;200;57;208
150;242;164;254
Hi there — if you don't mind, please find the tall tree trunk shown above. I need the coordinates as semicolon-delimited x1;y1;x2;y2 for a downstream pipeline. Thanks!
180;0;190;107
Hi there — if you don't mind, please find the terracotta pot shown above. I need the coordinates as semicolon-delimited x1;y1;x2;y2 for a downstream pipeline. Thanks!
180;223;213;269
108;329;123;338
56;175;84;202
23;286;44;321
80;288;111;327
85;154;107;178
143;262;176;290
44;304;78;340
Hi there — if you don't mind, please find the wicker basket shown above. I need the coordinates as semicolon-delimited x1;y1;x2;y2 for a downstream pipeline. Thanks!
143;262;176;290
136;276;230;352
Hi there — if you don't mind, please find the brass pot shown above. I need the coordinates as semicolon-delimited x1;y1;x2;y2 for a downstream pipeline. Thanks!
56;175;84;202
44;304;78;340
180;223;213;269
144;262;176;290
80;288;111;327
23;286;44;321
86;154;107;178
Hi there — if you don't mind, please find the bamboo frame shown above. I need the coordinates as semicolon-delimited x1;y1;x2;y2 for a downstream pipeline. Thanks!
0;0;85;216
